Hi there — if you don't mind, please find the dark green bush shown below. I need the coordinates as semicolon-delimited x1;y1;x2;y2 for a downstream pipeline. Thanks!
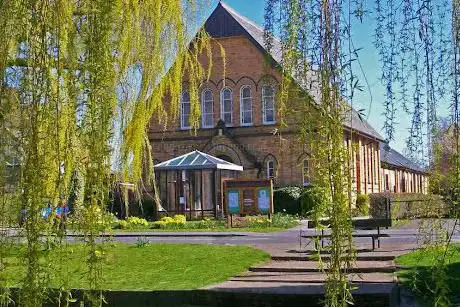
369;193;446;219
273;185;329;217
300;185;327;217
273;186;302;215
355;194;369;216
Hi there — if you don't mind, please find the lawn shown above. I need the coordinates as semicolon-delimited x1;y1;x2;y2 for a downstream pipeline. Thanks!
395;244;460;305
1;243;269;290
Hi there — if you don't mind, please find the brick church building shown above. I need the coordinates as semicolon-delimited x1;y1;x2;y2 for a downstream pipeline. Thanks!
148;1;428;214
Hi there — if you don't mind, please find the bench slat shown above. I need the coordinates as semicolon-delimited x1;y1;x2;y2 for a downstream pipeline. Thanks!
302;234;389;238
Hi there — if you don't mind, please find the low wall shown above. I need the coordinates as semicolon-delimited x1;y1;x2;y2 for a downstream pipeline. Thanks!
6;288;395;307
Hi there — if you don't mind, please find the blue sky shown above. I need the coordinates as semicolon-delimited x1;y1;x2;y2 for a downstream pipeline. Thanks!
205;0;451;156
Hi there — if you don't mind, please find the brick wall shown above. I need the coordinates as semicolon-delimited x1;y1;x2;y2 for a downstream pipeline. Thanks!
149;35;383;191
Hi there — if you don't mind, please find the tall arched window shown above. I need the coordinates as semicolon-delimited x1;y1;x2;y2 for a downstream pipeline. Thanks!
240;86;253;126
262;85;275;124
267;160;275;179
201;89;214;128
180;91;191;129
302;159;310;186
220;88;233;126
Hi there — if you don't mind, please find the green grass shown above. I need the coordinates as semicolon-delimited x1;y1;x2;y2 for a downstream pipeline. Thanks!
1;243;269;290
395;244;460;305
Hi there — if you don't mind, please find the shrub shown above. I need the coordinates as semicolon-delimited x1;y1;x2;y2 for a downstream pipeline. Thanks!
355;194;370;216
173;214;186;225
117;217;149;229
270;212;299;228
136;237;149;248
127;216;149;228
273;187;302;215
152;214;187;229
247;216;271;228
369;193;446;219
74;205;116;231
300;186;327;217
118;220;128;229
245;213;299;229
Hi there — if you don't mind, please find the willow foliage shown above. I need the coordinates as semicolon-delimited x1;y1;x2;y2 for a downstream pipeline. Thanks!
0;0;211;306
266;0;457;306
376;0;458;305
265;0;356;305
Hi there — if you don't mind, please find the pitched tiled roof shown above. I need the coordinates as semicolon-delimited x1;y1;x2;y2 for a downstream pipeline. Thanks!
204;2;384;141
380;143;427;174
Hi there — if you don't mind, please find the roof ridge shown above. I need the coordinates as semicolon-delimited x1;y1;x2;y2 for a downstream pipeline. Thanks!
219;1;282;44
219;1;264;32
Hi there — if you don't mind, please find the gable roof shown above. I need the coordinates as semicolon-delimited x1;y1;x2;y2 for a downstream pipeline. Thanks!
154;150;243;171
204;2;384;141
380;143;427;174
204;2;283;64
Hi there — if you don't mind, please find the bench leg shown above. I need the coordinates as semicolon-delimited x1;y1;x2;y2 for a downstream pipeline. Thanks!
372;237;375;251
377;227;381;248
321;229;324;248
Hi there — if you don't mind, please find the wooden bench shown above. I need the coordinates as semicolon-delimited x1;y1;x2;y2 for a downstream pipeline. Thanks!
302;218;391;251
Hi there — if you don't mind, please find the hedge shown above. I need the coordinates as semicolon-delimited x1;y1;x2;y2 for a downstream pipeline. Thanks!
273;187;302;215
273;186;324;217
369;193;446;219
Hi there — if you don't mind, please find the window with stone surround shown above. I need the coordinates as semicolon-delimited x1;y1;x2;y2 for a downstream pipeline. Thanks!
201;89;214;128
220;88;232;126
262;85;275;124
302;159;310;186
240;85;253;126
180;91;191;129
267;160;275;178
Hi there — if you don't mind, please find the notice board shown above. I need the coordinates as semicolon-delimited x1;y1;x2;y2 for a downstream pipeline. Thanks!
222;179;274;215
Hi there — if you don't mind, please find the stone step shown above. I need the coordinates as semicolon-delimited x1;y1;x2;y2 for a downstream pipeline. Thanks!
232;272;395;284
271;254;396;261
249;260;396;274
287;248;411;256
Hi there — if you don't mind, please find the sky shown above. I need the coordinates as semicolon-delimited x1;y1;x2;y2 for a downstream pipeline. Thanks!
203;0;452;156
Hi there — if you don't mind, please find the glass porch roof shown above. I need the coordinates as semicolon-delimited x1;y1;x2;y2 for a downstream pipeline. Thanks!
154;150;244;171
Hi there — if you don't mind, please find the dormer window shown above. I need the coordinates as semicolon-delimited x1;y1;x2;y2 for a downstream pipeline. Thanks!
220;88;233;126
240;86;253;126
262;85;275;124
201;89;214;128
180;91;191;129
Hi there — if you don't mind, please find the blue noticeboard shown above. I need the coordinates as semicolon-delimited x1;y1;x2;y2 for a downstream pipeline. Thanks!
228;190;240;214
257;188;270;213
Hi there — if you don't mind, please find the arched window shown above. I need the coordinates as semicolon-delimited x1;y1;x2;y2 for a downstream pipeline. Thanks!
262;85;275;124
240;86;253;126
302;159;310;186
180;91;191;129
267;160;275;179
220;88;233;126
201;89;214;128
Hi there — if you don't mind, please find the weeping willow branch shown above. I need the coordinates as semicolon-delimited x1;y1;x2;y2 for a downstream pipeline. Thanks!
265;0;360;305
0;1;211;306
